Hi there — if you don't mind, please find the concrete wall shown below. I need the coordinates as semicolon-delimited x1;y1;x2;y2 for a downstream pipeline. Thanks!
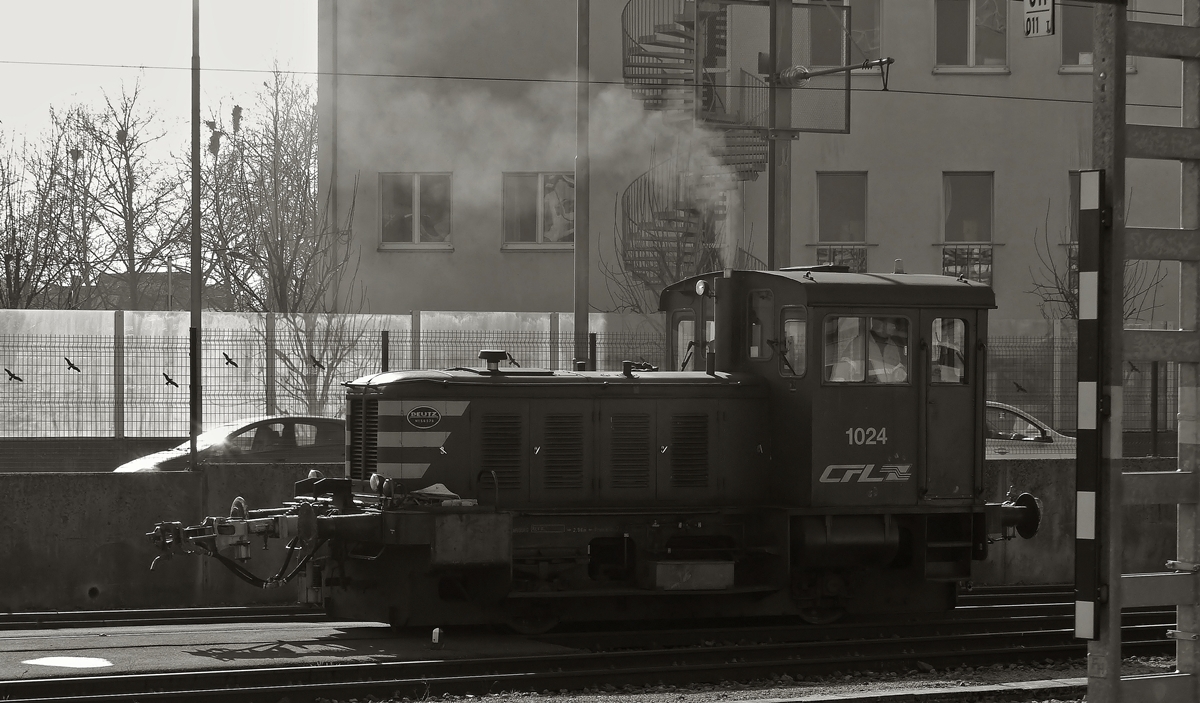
0;438;184;472
0;464;334;612
0;458;1179;612
972;457;1177;586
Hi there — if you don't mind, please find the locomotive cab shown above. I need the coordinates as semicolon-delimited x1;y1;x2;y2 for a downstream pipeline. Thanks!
660;267;1015;616
660;266;992;510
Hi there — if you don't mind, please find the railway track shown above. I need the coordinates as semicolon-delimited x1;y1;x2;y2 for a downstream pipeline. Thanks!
1;593;1175;703
0;605;326;631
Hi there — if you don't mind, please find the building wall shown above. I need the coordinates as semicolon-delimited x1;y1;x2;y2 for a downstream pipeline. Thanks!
319;0;1183;324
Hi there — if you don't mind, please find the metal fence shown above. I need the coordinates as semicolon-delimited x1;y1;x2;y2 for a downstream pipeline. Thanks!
0;320;1181;454
988;335;1177;457
0;324;665;437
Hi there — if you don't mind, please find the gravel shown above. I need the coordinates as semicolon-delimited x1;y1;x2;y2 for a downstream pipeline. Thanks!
308;655;1176;703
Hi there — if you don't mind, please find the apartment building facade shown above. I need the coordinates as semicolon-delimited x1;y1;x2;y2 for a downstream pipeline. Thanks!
317;0;1182;322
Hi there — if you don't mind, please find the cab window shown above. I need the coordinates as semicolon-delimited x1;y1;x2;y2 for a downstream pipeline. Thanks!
748;290;773;360
672;309;696;371
931;318;968;384
824;315;909;384
780;306;807;376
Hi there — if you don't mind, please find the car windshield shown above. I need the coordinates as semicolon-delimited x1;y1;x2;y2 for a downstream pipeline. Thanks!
172;422;246;452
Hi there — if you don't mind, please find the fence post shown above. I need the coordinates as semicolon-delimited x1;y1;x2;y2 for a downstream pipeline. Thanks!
381;330;389;372
265;313;276;415
113;310;124;439
1051;319;1065;432
412;311;421;370
549;312;559;370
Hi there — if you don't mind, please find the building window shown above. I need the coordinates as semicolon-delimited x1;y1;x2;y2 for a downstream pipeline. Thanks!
936;0;1007;68
817;172;867;273
503;173;575;246
810;0;881;66
381;173;451;245
942;172;993;285
1061;2;1092;66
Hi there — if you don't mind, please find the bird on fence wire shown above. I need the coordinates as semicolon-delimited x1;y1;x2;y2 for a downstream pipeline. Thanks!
4;368;23;383
65;357;81;373
222;352;238;368
163;372;179;388
1012;381;1028;393
310;355;325;371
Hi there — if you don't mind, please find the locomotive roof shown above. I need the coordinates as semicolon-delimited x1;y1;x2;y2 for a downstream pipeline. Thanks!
658;269;996;309
345;368;767;391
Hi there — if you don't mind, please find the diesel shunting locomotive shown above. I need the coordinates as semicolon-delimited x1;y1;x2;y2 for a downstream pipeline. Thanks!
147;266;1041;631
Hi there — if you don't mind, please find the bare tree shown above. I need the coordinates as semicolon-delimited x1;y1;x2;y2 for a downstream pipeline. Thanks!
1029;198;1167;323
201;70;363;415
75;83;187;310
0;113;103;309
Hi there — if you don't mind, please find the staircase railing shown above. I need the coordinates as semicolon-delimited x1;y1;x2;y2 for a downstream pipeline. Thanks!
619;152;726;288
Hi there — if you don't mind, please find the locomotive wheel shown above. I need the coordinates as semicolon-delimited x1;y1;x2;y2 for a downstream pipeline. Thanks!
798;606;845;625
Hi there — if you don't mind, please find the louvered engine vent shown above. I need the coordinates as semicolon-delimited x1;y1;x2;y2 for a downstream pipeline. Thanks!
347;397;378;480
670;414;709;487
543;414;584;489
481;414;523;490
610;414;651;489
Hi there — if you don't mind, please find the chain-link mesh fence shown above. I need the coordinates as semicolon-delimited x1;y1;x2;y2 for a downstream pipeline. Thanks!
0;321;667;437
0;317;1180;454
988;335;1176;458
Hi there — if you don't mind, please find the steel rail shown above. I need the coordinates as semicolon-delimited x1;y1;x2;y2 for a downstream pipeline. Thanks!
0;605;326;630
0;616;1174;703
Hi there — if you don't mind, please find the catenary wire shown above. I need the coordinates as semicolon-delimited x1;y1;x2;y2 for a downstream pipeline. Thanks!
0;58;1183;110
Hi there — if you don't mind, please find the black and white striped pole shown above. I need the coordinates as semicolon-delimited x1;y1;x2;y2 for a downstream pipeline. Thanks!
1074;169;1105;641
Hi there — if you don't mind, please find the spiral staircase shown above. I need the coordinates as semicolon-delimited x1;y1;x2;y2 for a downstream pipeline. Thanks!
619;0;769;288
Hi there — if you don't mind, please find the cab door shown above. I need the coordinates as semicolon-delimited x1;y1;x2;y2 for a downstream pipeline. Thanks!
810;310;920;508
921;311;977;501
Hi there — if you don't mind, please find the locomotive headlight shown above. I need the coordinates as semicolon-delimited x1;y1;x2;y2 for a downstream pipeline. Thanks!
369;473;384;492
695;280;709;296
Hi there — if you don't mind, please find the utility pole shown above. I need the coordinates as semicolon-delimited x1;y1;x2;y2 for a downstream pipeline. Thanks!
766;0;792;270
574;0;591;369
189;0;203;468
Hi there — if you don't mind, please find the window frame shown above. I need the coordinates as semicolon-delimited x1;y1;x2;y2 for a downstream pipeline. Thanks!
671;308;697;371
808;0;883;70
501;171;575;251
1058;0;1137;74
930;317;969;385
379;172;454;251
941;171;995;245
747;289;775;361
933;0;1010;74
780;305;808;377
821;313;912;385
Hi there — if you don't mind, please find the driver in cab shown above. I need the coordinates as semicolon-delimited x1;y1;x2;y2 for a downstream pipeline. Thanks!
867;317;908;383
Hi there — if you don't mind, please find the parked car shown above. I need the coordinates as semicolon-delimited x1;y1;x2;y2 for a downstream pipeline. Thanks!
113;415;345;472
985;401;1076;459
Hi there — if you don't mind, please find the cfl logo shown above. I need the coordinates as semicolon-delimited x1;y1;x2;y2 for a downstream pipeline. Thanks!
819;464;912;483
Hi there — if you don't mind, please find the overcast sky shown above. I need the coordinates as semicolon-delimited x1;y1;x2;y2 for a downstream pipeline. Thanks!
0;0;317;146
